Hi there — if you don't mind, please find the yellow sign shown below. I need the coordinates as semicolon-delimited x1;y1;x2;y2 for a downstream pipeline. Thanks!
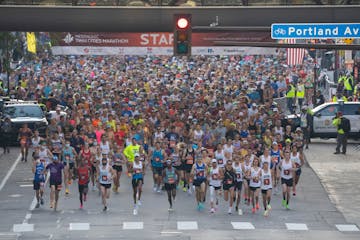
26;32;36;54
343;38;354;44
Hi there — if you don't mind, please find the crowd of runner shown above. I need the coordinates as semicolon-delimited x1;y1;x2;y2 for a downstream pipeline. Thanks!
4;53;315;216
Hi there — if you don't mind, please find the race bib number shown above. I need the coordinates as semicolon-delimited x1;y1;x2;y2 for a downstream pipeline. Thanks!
295;163;300;168
102;175;108;181
212;174;218;180
218;159;223;164
236;173;241;179
186;156;194;165
196;171;204;177
155;157;160;162
253;177;259;183
284;170;290;175
264;179;270;185
81;175;85;180
226;179;233;185
271;156;278;163
168;178;175;184
135;169;141;174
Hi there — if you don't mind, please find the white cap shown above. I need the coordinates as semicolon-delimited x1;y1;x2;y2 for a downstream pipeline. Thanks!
134;153;140;157
211;159;217;163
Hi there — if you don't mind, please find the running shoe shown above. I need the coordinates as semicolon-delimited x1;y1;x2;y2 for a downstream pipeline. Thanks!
156;188;161;193
199;202;205;211
65;188;69;194
267;204;272;211
50;202;54;209
103;206;107;212
187;188;192;195
238;208;243;215
252;208;255;214
286;204;290;210
80;204;83;209
256;203;260;210
168;207;174;212
228;207;232;215
182;187;187;192
133;208;138;215
92;186;97;191
235;206;239;212
40;198;44;205
264;210;269;217
293;190;296;196
210;208;215;213
282;199;286;207
35;202;40;208
112;185;116;192
137;200;142;206
197;203;201;211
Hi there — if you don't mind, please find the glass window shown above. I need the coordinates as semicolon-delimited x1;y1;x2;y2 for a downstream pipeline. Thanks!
318;105;339;116
343;104;360;115
4;106;44;118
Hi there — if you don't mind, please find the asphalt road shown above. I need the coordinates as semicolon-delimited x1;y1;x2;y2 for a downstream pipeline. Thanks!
0;144;359;240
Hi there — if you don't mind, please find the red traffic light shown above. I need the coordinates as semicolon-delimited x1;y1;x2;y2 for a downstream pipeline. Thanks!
177;18;189;29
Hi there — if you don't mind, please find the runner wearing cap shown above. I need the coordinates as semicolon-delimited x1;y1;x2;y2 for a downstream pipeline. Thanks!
270;141;282;194
280;150;297;209
162;159;178;211
97;155;114;211
208;159;223;213
223;158;236;214
190;156;207;211
150;141;167;193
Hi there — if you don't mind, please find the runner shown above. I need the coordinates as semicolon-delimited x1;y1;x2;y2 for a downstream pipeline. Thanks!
77;159;90;209
190;156;207;211
123;138;141;177
182;142;195;194
32;156;46;208
290;146;304;196
243;154;252;206
46;155;64;211
162;159;178;211
208;159;223;213
270;141;282;194
222;159;236;214
280;150;297;209
130;153;145;215
150;141;166;193
38;142;53;166
233;155;245;215
97;155;115;211
62;140;77;194
249;157;261;214
261;161;272;217
112;145;126;193
18;123;33;162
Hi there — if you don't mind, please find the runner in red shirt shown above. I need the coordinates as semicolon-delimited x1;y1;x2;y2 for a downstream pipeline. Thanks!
77;160;90;209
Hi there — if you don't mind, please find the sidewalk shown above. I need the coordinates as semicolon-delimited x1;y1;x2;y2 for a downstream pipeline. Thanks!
304;139;360;228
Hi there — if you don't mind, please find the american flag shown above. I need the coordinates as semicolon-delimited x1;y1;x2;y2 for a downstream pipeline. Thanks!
286;39;305;66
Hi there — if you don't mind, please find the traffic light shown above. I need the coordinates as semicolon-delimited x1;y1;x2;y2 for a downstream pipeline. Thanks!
173;14;191;56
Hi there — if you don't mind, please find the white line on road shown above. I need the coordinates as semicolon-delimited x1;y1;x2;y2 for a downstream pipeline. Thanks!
177;221;198;230
231;222;255;230
69;223;90;231
335;224;360;232
0;154;21;191
19;184;33;187
123;222;144;230
286;223;309;231
13;223;34;233
161;231;183;234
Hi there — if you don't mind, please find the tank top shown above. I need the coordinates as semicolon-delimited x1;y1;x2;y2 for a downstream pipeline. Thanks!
81;149;92;166
244;161;252;180
261;169;272;190
281;159;293;180
39;148;50;165
185;148;195;165
132;161;143;180
274;126;284;140
100;141;110;155
32;137;41;148
270;149;281;166
232;163;243;182
99;165;112;184
34;162;45;182
223;144;233;161
223;168;235;185
164;167;177;184
209;166;221;187
152;149;164;168
290;152;301;168
194;162;206;180
78;166;89;185
193;130;204;141
154;131;164;141
112;152;123;166
171;152;181;167
214;150;226;168
249;167;261;188
260;154;271;168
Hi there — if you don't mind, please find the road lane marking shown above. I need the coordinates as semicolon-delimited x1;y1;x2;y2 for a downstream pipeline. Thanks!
69;223;90;231
13;223;34;232
231;222;255;230
0;154;21;191
335;224;360;232
19;184;33;187
123;222;144;230
177;221;198;230
161;231;183;234
286;223;308;231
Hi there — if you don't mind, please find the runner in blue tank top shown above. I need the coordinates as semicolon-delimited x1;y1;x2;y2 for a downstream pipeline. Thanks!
191;157;207;211
32;157;46;208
